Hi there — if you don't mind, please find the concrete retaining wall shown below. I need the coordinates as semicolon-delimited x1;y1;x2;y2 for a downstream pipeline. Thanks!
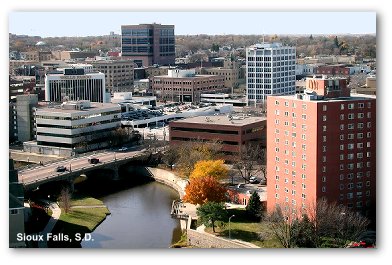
187;229;255;248
147;167;188;199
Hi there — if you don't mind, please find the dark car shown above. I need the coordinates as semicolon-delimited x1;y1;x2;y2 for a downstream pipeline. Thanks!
88;157;100;164
55;166;67;172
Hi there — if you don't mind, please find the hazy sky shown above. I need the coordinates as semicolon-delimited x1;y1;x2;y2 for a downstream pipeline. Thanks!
9;12;376;37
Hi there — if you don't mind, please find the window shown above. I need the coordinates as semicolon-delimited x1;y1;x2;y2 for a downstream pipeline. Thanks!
302;124;307;130
322;166;326;172
339;184;344;190
340;104;345;110
367;142;371;148
358;123;364;129
340;124;345;130
367;152;371;158
357;191;363;198
347;173;354;180
302;134;306;140
367;162;371;168
322;105;327;111
357;153;363;159
340;144;344;151
302;183;306;189
302;174;306;180
348;143;354;150
348;113;354;120
367;122;371;128
275;100;279;105
348;103;354;109
367;112;371;118
348;124;354;129
302;104;307;110
367;132;371;138
322;186;326;192
357;162;363;169
358;113;364;119
347;153;354;160
357;182;363;189
323;115;327;121
357;143;363;149
322;156;327;162
367;102;372;108
322;176;327;182
275;184;279;190
340;174;344;180
347;193;353;199
302;154;306;160
323;125;327;132
358;103;364;108
275;110;280;115
347;183;354;190
322;146;327;152
366;181;371;187
366;190;371;197
302;144;306;150
302;114;307;120
347;164;354;170
340;114;345;120
348;134;354;140
340;154;344;161
358;133;363;139
340;134;344;140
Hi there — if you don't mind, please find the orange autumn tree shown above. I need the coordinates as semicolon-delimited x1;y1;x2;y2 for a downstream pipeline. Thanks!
189;159;228;180
183;176;227;205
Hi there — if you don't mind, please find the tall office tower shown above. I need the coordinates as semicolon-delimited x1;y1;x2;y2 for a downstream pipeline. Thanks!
45;67;107;103
266;76;376;220
121;23;175;67
246;42;296;108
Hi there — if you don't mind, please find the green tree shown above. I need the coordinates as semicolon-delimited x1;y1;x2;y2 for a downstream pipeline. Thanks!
196;202;228;233
246;191;263;221
334;36;340;48
292;214;316;248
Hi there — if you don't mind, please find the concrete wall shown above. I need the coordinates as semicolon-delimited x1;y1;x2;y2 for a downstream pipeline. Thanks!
187;229;255;248
147;167;188;198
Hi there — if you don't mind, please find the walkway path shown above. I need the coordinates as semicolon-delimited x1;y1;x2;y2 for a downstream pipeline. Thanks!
38;201;61;248
70;205;107;209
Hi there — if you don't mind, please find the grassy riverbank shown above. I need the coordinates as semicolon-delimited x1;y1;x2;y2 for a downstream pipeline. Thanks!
204;208;282;248
49;194;110;247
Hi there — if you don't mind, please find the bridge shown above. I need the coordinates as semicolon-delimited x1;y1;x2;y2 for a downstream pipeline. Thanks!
18;148;152;191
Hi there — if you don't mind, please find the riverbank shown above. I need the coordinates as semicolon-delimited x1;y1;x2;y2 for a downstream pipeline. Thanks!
48;194;110;248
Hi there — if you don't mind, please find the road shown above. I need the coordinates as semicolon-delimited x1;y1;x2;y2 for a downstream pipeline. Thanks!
18;148;147;185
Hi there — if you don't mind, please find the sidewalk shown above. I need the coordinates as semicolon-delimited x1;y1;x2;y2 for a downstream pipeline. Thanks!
38;201;61;248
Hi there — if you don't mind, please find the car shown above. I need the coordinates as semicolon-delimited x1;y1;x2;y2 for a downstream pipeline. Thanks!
249;176;258;184
55;166;67;172
88;157;100;164
118;147;128;152
237;183;245;189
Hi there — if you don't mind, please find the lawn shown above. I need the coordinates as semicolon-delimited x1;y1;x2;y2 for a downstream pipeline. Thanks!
70;194;105;207
60;207;110;231
204;208;283;248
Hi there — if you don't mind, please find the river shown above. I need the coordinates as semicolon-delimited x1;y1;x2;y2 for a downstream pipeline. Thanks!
81;181;182;249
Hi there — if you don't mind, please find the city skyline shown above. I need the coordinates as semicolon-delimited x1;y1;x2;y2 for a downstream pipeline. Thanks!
9;12;376;38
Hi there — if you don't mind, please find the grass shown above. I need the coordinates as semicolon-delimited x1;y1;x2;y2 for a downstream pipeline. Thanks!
70;194;104;207
204;208;283;248
60;207;110;231
170;232;189;248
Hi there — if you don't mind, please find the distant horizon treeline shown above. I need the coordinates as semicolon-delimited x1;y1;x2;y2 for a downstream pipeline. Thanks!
9;33;376;59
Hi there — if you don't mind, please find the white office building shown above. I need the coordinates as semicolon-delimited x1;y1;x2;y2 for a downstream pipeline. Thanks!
246;42;296;107
45;67;107;103
32;101;121;153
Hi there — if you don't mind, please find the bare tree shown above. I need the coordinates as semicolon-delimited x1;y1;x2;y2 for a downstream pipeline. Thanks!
162;145;179;170
233;142;265;183
58;187;72;214
266;203;297;248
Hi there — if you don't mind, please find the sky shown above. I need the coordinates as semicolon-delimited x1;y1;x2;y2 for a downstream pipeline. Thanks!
9;12;376;37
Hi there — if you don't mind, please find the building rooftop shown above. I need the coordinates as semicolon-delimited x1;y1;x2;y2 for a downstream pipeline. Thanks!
36;101;120;114
276;92;376;103
171;114;266;127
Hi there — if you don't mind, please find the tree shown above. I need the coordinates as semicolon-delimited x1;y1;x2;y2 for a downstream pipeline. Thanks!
266;204;297;248
110;127;129;146
183;176;227;205
233;142;265;184
189;159;228;180
196;202;228;233
58;187;72;214
211;43;220;52
246;191;263;221
175;140;223;178
162;145;179;170
267;200;371;248
334;36;341;48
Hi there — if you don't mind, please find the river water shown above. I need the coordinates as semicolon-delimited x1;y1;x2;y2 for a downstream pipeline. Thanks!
81;181;182;249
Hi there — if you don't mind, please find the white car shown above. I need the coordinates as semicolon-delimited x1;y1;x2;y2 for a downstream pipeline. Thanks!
249;176;258;183
118;147;128;152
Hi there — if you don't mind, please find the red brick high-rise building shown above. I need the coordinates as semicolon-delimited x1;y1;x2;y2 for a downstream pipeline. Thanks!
266;76;376;219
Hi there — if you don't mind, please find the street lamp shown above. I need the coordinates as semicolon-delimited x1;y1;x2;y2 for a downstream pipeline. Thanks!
229;215;235;239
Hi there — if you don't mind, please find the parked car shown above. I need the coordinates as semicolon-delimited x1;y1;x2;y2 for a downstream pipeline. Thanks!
88;157;100;164
249;176;258;184
118;147;128;152
55;166;67;172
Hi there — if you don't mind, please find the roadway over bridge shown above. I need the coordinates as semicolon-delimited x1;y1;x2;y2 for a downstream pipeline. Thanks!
18;148;152;191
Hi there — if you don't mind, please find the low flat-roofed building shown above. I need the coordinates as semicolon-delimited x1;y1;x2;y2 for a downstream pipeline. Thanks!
169;114;266;161
25;101;121;156
151;69;226;103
